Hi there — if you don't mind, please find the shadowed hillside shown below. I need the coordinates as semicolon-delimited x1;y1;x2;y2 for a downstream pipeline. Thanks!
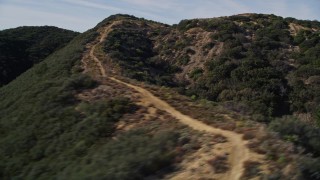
0;26;79;86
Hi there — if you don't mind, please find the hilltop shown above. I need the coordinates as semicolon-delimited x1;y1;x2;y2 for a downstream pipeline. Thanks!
101;14;320;120
0;14;320;179
0;26;79;86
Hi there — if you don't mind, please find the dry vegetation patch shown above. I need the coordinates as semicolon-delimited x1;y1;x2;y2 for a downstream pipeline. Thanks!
207;155;230;173
241;161;262;179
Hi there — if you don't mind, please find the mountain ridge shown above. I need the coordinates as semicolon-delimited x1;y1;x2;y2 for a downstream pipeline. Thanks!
1;13;320;179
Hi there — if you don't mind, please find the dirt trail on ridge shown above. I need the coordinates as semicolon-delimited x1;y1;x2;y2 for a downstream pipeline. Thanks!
88;22;253;180
89;21;122;77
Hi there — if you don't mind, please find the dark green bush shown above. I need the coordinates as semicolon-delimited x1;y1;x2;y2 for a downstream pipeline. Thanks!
269;116;320;155
299;157;320;180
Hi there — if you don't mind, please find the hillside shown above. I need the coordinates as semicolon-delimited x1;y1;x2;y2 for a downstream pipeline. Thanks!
1;14;320;179
103;14;320;121
0;26;79;86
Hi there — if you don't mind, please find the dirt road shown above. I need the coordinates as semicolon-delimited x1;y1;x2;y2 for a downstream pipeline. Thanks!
88;22;251;180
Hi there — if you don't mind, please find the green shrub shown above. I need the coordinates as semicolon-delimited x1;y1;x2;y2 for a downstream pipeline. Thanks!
299;157;320;180
61;129;180;180
269;116;320;155
189;68;203;80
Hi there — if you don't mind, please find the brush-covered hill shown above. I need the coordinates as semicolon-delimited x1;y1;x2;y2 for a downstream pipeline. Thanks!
103;14;320;121
0;26;79;86
1;14;320;179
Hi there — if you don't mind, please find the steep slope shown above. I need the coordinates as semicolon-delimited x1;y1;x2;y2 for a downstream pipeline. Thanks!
87;21;252;179
0;26;79;86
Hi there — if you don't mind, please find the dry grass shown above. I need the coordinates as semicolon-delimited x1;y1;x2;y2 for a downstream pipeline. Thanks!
212;134;228;143
242;130;257;140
